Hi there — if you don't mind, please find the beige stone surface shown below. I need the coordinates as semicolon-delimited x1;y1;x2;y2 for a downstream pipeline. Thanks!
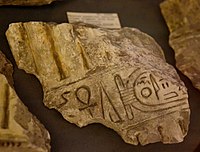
160;0;200;90
0;0;56;6
6;22;190;145
0;51;50;152
0;51;13;86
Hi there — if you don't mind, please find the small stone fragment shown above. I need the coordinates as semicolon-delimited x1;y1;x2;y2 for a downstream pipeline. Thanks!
0;51;50;152
0;0;57;6
0;51;13;86
160;0;200;90
6;22;190;145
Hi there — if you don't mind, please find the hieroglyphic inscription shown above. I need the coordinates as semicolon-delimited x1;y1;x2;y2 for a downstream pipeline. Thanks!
100;82;122;123
115;75;136;120
164;92;178;100
6;22;190;145
113;70;188;117
73;84;122;122
58;69;188;127
55;91;70;109
55;68;188;125
75;86;97;117
134;72;187;106
134;72;161;103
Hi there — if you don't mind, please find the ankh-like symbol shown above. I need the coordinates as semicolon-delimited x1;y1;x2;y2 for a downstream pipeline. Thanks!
75;85;97;117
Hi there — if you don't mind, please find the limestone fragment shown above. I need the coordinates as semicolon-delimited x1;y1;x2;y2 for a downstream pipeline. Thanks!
0;51;13;86
0;0;57;6
160;0;200;90
6;22;190;145
0;51;50;152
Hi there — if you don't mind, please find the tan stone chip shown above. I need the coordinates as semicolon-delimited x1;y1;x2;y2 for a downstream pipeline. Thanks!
6;22;190;145
0;51;50;152
160;0;200;90
0;51;13;86
0;0;57;6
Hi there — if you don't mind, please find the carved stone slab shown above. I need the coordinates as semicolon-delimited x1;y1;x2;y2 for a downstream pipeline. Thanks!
6;22;190;145
0;0;56;6
160;0;200;90
0;51;50;152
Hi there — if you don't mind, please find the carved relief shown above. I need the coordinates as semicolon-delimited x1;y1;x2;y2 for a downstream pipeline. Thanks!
75;85;97;117
115;74;136;120
0;51;50;152
134;72;187;106
100;82;123;123
6;22;190;145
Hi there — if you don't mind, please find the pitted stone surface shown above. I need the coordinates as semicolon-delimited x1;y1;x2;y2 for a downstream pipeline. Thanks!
6;22;190;145
160;0;200;90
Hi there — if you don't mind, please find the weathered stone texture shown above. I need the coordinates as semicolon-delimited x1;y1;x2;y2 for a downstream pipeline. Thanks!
0;51;50;152
0;51;13;86
160;0;200;90
6;22;190;145
0;0;56;6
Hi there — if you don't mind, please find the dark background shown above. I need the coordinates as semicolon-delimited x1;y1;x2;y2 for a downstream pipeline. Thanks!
0;0;200;152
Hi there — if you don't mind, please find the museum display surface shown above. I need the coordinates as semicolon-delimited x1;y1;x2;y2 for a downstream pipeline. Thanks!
0;0;200;152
